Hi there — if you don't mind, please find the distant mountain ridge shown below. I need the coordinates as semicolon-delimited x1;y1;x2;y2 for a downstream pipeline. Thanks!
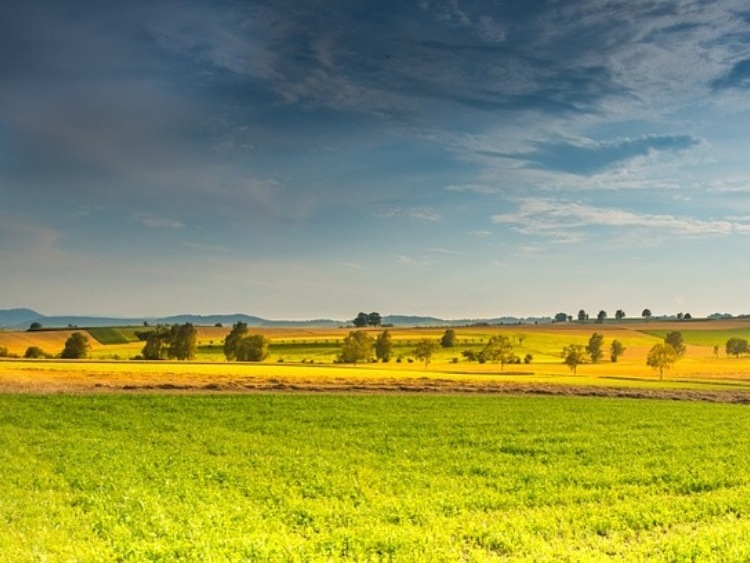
0;308;553;330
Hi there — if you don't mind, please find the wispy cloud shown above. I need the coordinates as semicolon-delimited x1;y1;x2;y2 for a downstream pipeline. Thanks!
492;199;746;239
489;135;699;175
445;183;498;194
397;255;435;266
377;208;442;221
134;212;185;230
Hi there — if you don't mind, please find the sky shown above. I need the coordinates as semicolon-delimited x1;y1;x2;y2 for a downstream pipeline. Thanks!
3;0;750;320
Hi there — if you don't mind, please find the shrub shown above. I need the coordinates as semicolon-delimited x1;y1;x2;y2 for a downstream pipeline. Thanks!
24;346;47;359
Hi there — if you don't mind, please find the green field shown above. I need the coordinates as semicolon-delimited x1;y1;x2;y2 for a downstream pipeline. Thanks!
3;394;750;561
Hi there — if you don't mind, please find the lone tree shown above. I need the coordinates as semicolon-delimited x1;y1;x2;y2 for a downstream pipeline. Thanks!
61;332;90;359
615;309;626;321
586;333;605;363
554;312;568;323
596;310;607;323
726;337;750;357
224;322;249;360
338;331;374;364
664;331;686;358
375;330;393;362
561;344;586;375
234;334;269;362
642;308;652;320
482;335;515;371
440;329;457;348
413;338;440;368
578;309;588;322
647;343;677;379
610;340;626;363
29;322;43;331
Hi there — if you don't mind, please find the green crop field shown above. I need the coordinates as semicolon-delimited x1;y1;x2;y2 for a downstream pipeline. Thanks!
2;394;750;561
86;327;131;345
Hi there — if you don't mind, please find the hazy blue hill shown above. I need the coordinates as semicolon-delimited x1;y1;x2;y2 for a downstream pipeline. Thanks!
0;309;551;330
0;308;45;329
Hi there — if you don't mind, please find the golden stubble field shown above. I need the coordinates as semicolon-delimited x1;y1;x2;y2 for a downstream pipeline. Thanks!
3;319;750;400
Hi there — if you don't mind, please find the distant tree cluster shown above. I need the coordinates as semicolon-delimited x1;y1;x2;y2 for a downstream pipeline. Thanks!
560;332;626;374
353;312;382;327
139;324;197;360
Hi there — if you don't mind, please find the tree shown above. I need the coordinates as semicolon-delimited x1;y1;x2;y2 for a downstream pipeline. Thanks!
578;309;588;322
224;322;249;360
684;313;692;320
561;344;586;375
367;312;382;327
375;330;393;362
596;310;607;323
726;337;749;357
168;323;197;360
338;331;374;364
142;327;170;360
642;309;652;320
482;335;515;371
234;334;269;362
615;309;626;321
514;332;527;347
554;312;568;323
647;343;677;379
353;312;369;328
29;322;42;331
610;340;626;363
61;332;90;359
413;338;440;368
664;331;686;358
440;329;457;348
24;346;48;359
586;332;605;363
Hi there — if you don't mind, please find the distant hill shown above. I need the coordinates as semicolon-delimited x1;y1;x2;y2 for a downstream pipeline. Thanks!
0;308;553;330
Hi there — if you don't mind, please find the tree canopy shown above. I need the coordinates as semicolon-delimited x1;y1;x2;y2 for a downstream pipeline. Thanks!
61;332;90;359
223;322;249;361
482;335;515;370
664;331;686;358
375;330;393;362
726;337;749;357
234;334;269;362
647;343;677;379
440;329;457;348
338;331;374;363
561;344;586;375
610;340;626;363
413;339;440;368
586;333;604;363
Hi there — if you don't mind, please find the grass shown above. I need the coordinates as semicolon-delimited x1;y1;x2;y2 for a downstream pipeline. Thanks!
2;394;750;560
86;327;131;345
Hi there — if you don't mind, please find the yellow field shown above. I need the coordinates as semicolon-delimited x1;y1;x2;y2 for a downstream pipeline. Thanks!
3;320;750;397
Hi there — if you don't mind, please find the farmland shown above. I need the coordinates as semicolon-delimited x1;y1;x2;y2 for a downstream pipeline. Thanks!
4;320;750;394
2;394;750;561
4;320;750;560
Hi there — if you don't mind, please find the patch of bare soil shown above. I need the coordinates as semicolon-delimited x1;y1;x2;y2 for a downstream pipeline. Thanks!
95;377;750;404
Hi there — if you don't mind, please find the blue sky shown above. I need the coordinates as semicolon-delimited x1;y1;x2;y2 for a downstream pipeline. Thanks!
3;0;750;319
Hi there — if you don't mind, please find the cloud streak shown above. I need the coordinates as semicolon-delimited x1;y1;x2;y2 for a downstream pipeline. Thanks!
492;199;748;239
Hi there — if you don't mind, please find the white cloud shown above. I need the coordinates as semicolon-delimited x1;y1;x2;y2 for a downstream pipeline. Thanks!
492;198;746;239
